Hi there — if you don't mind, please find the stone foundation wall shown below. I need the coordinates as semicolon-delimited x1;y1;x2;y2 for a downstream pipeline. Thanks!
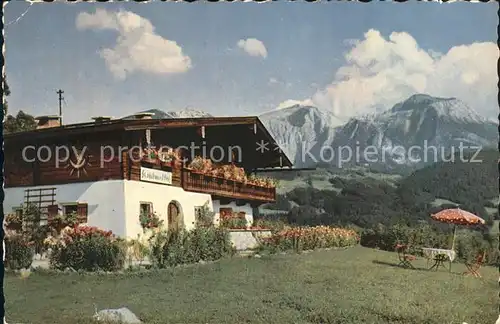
229;230;272;251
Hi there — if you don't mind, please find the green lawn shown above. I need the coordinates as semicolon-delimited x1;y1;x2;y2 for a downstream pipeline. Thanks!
6;246;497;324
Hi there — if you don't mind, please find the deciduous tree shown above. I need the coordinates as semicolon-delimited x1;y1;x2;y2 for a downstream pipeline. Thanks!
3;75;37;134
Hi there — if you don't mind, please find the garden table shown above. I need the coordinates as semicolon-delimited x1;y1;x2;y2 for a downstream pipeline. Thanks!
421;248;456;272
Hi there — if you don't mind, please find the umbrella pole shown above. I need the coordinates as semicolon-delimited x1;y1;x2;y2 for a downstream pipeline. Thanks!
451;225;457;250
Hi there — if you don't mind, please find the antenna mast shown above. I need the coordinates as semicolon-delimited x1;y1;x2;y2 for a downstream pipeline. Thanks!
57;89;64;126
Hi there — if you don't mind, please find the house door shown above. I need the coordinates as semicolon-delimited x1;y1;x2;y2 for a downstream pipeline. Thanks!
168;202;180;231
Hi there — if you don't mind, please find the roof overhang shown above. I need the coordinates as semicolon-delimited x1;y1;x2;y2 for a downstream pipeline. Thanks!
4;116;293;168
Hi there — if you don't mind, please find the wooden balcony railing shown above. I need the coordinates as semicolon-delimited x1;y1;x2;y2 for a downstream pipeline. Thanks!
182;169;276;202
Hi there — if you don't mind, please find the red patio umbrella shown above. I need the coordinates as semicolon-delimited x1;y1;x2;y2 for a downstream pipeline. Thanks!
430;208;485;250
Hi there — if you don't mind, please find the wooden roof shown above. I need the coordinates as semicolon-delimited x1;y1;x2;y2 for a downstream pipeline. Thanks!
4;116;293;168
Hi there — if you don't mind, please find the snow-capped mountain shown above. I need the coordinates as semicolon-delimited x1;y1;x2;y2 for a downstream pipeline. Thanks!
259;105;345;166
167;108;213;118
387;94;489;124
260;94;497;172
122;108;212;119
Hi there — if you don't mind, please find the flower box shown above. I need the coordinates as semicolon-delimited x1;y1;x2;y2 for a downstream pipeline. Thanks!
139;212;163;230
185;156;277;189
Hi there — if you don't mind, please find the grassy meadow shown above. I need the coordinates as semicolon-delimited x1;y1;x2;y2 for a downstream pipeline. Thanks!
5;246;497;324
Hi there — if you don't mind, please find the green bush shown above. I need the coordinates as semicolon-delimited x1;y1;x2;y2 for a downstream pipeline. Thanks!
360;223;449;252
5;234;35;270
360;223;498;265
454;231;498;266
220;217;247;229
49;226;126;272
253;218;287;233
149;227;235;268
195;201;215;227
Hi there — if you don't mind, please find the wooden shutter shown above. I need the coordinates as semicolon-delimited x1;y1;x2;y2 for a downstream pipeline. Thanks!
47;205;59;222
77;203;88;223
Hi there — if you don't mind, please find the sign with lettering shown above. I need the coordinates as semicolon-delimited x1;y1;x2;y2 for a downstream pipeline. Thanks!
140;167;172;185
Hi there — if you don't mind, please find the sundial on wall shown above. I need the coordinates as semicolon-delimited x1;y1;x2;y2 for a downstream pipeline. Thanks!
65;146;92;178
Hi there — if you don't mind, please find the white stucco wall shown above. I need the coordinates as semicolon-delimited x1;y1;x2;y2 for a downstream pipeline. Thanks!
4;181;127;236
123;180;213;238
212;200;254;227
5;180;259;239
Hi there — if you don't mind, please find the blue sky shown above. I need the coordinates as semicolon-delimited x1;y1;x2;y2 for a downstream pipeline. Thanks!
5;1;497;124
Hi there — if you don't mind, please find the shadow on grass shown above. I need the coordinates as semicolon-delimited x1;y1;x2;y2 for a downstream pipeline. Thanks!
371;260;429;272
365;307;434;324
372;260;470;276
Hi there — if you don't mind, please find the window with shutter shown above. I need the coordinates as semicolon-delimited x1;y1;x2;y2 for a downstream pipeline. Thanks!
77;203;88;223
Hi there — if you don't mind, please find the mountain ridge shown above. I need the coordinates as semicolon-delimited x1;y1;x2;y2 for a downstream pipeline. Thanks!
122;108;213;119
260;94;497;172
121;94;496;174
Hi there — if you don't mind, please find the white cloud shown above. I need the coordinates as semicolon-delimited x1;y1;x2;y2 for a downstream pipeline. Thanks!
268;77;279;85
237;38;268;58
76;8;191;80
289;29;498;119
268;78;293;89
276;99;313;110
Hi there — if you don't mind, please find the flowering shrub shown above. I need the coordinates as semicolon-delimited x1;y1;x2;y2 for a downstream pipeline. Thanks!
47;225;126;271
4;231;35;270
247;174;278;188
253;219;287;233
149;227;235;268
259;226;359;253
139;212;163;230
6;204;52;257
49;212;79;233
188;156;213;172
126;234;150;265
5;213;22;230
141;147;182;166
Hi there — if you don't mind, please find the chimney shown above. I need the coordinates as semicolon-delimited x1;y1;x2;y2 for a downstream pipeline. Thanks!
92;116;113;123
133;112;155;120
35;115;61;129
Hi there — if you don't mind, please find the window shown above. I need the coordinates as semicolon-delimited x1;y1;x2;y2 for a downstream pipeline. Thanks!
64;204;78;216
76;203;88;223
140;202;153;216
47;203;88;223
